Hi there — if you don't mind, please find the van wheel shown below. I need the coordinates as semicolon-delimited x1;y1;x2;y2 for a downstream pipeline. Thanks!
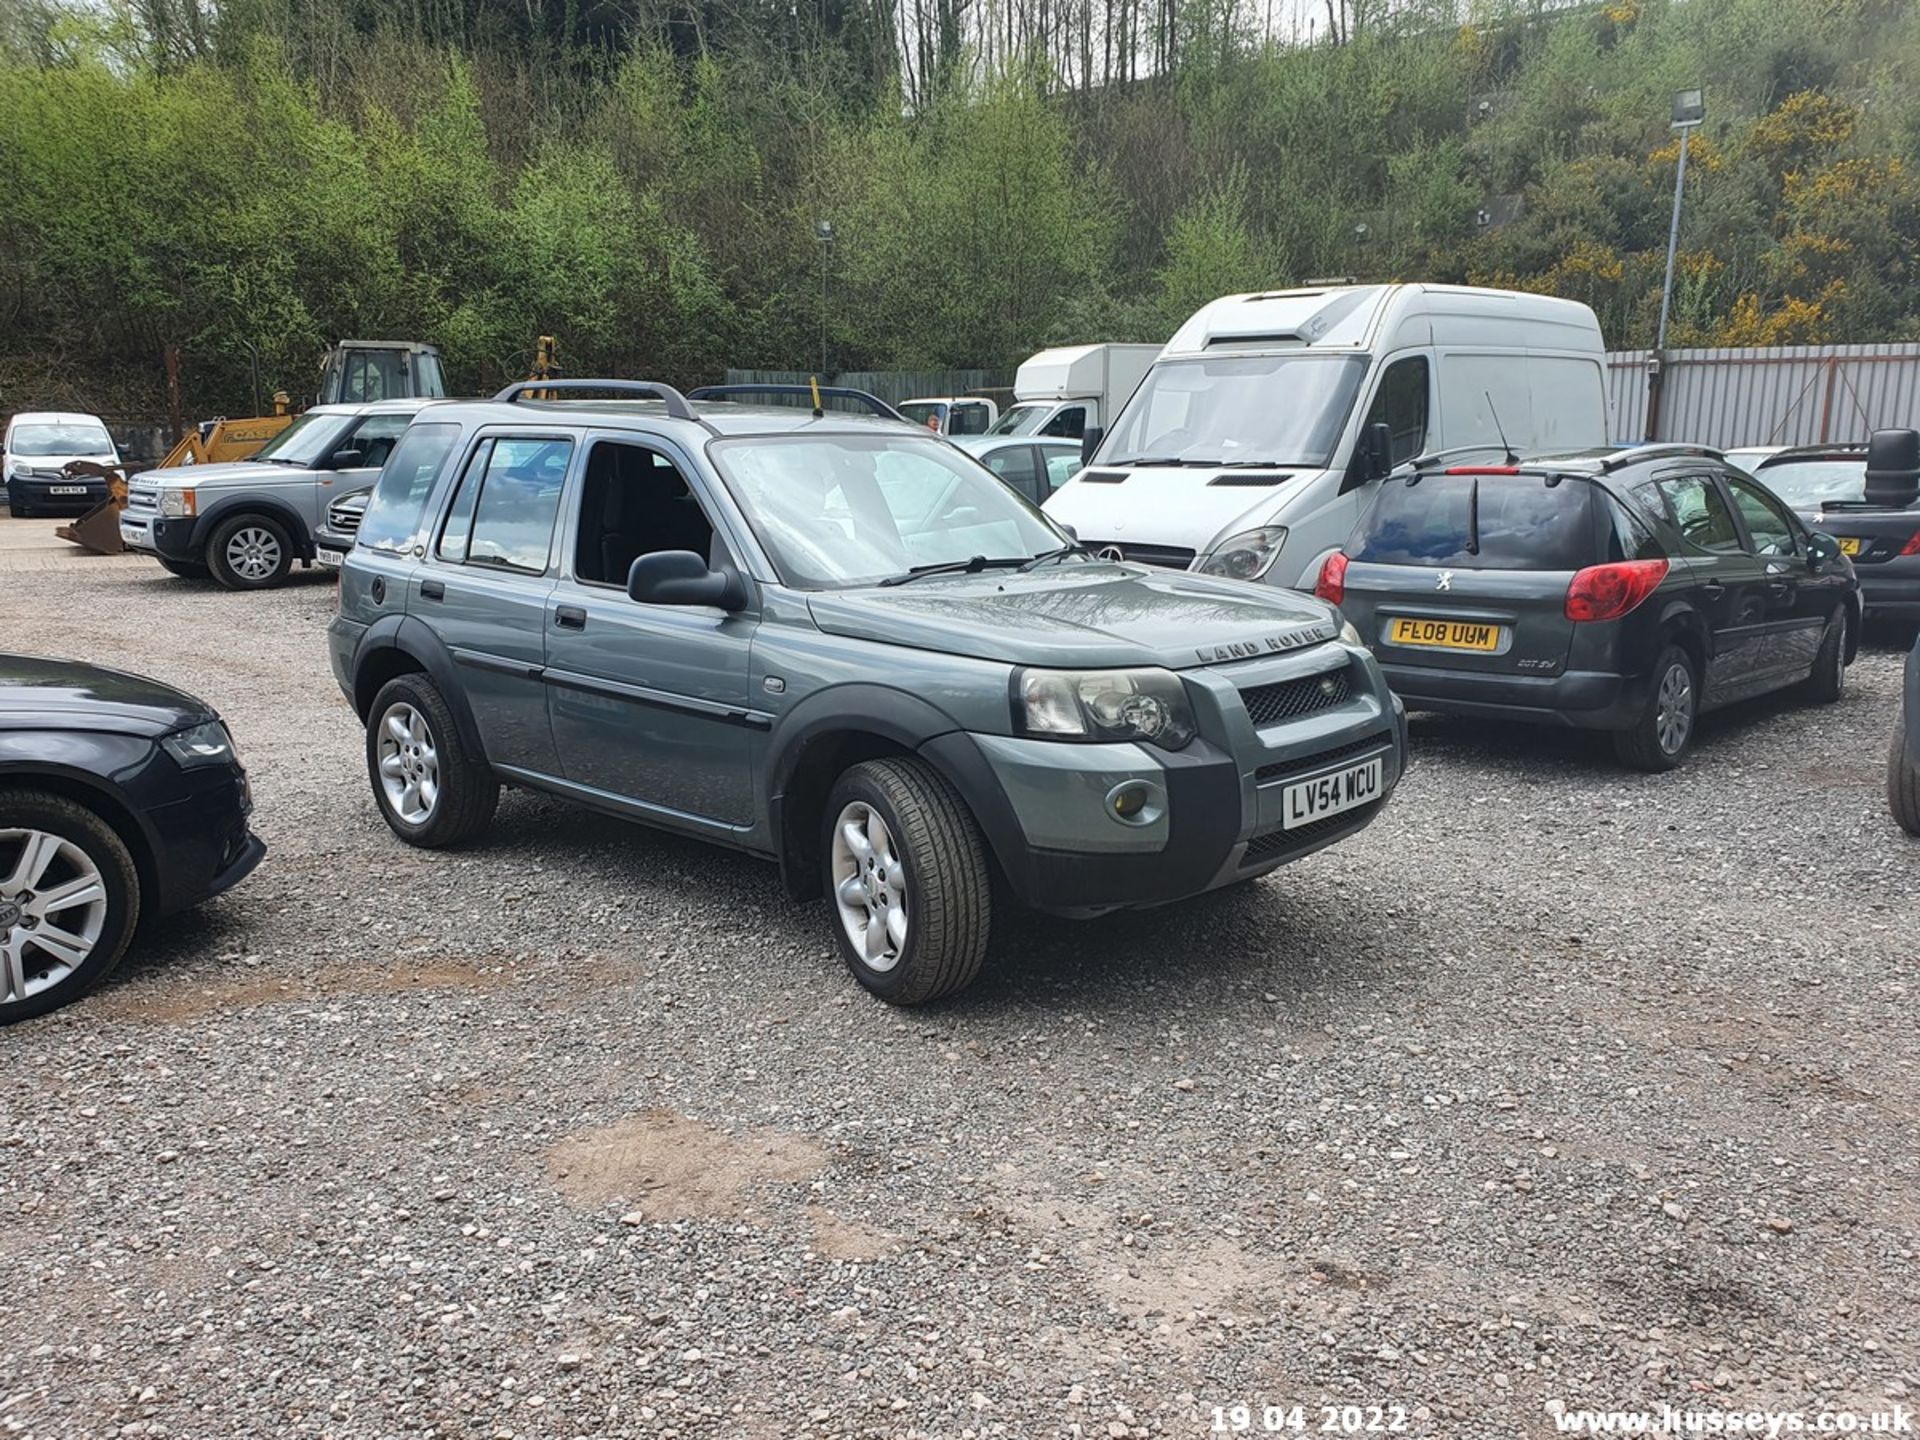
208;513;293;590
1890;734;1920;837
0;789;141;1025
1802;610;1848;704
366;675;499;848
1614;645;1697;772
821;758;991;1005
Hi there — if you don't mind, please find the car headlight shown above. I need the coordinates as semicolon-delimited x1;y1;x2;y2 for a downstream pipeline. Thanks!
1338;618;1364;647
162;719;238;768
1196;526;1287;582
157;488;198;518
1014;667;1196;750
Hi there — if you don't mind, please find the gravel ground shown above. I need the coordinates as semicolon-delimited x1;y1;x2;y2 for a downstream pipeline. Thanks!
3;530;1917;1440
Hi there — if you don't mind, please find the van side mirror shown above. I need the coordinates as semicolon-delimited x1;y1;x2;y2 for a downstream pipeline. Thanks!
1365;422;1394;481
1807;531;1845;575
1865;428;1920;508
1080;426;1105;467
628;550;747;610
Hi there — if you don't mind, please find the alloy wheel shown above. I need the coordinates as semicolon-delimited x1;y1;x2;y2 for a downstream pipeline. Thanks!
225;526;282;582
1656;662;1694;756
376;702;440;825
0;828;109;1004
830;801;908;973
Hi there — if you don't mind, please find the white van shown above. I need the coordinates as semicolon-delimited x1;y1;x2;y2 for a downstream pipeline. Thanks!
1044;284;1609;588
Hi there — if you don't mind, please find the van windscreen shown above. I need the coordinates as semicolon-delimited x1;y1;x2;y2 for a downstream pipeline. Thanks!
1351;472;1601;570
1098;354;1366;468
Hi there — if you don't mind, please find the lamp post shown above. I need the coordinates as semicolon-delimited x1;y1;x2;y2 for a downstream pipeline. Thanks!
814;220;835;378
1649;87;1705;440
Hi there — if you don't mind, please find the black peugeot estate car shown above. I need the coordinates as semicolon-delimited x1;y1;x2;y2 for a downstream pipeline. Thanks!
1318;444;1861;770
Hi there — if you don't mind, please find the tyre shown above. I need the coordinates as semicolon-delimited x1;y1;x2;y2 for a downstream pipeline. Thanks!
365;674;498;848
1891;734;1920;837
207;512;294;590
1614;645;1698;772
1802;609;1848;704
820;757;991;1005
157;557;211;580
0;789;141;1025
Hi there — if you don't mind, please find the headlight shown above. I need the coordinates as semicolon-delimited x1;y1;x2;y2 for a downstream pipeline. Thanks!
157;488;198;518
162;720;238;768
1196;526;1287;582
1014;668;1196;750
1338;618;1363;647
3;459;24;480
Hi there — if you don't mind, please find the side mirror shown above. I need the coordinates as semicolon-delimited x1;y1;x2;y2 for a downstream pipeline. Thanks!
1865;428;1920;508
330;448;366;470
1807;531;1845;575
1365;421;1394;481
1056;522;1078;541
627;550;747;611
1080;426;1105;467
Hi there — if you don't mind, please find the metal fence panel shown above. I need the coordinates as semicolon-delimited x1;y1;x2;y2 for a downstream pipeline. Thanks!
722;368;1011;407
1606;343;1920;447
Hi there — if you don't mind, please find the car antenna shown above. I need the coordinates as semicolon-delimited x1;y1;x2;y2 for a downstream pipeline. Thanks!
1485;391;1518;465
809;374;824;419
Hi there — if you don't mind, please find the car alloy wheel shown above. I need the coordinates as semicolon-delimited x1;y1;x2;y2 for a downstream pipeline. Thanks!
376;701;440;826
830;800;908;973
0;828;109;1004
225;526;283;583
1656;660;1694;756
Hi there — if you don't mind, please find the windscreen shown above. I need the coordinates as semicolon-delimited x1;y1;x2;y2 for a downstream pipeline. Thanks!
708;432;1065;589
1351;472;1602;570
1744;458;1865;508
987;404;1048;437
11;423;113;456
252;411;353;467
1097;354;1366;467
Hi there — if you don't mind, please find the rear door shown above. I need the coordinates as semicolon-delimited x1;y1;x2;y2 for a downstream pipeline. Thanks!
1341;468;1600;680
413;431;574;777
1648;468;1769;696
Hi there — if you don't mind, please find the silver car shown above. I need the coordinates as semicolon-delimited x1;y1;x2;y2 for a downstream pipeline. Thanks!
121;398;438;588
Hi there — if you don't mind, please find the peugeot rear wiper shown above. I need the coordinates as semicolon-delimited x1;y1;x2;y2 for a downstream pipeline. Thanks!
878;555;1029;587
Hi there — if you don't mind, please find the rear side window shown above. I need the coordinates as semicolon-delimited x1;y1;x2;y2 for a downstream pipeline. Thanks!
1656;474;1742;553
436;436;572;573
1351;472;1600;570
357;422;460;554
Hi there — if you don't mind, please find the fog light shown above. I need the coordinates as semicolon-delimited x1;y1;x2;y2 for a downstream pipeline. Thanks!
1104;780;1164;827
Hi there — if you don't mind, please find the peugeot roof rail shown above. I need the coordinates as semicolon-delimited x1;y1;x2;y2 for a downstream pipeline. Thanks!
1598;442;1726;472
687;384;907;422
1396;442;1526;473
490;378;699;421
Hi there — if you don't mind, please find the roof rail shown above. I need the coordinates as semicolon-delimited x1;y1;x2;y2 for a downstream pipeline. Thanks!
1598;442;1725;472
687;384;907;422
490;379;698;421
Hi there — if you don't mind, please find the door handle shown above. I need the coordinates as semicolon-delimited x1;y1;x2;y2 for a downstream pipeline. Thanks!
1699;580;1725;598
555;605;587;630
420;579;445;600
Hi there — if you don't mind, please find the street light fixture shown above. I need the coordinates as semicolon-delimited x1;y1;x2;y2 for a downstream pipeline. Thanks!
1650;87;1704;439
815;220;835;378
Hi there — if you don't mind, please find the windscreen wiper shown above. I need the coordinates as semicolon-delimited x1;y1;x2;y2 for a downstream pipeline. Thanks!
878;555;1029;587
1114;456;1192;467
1212;459;1296;468
1016;541;1093;572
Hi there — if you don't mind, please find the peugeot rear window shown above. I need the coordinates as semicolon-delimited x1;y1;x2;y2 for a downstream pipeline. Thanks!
1351;472;1604;570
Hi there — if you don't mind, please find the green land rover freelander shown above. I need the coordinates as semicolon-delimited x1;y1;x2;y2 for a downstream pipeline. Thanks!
327;382;1408;1003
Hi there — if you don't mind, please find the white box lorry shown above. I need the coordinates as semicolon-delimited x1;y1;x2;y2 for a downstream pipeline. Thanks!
1043;284;1610;588
982;344;1162;441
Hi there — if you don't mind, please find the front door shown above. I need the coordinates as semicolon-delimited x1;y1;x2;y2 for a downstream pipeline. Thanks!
1723;469;1828;680
1653;470;1769;700
543;436;757;830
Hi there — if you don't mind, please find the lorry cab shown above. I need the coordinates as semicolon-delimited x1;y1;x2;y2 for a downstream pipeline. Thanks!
898;396;998;437
1043;284;1610;590
984;343;1162;441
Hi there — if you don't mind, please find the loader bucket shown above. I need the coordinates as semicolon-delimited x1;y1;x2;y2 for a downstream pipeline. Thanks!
55;498;127;555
